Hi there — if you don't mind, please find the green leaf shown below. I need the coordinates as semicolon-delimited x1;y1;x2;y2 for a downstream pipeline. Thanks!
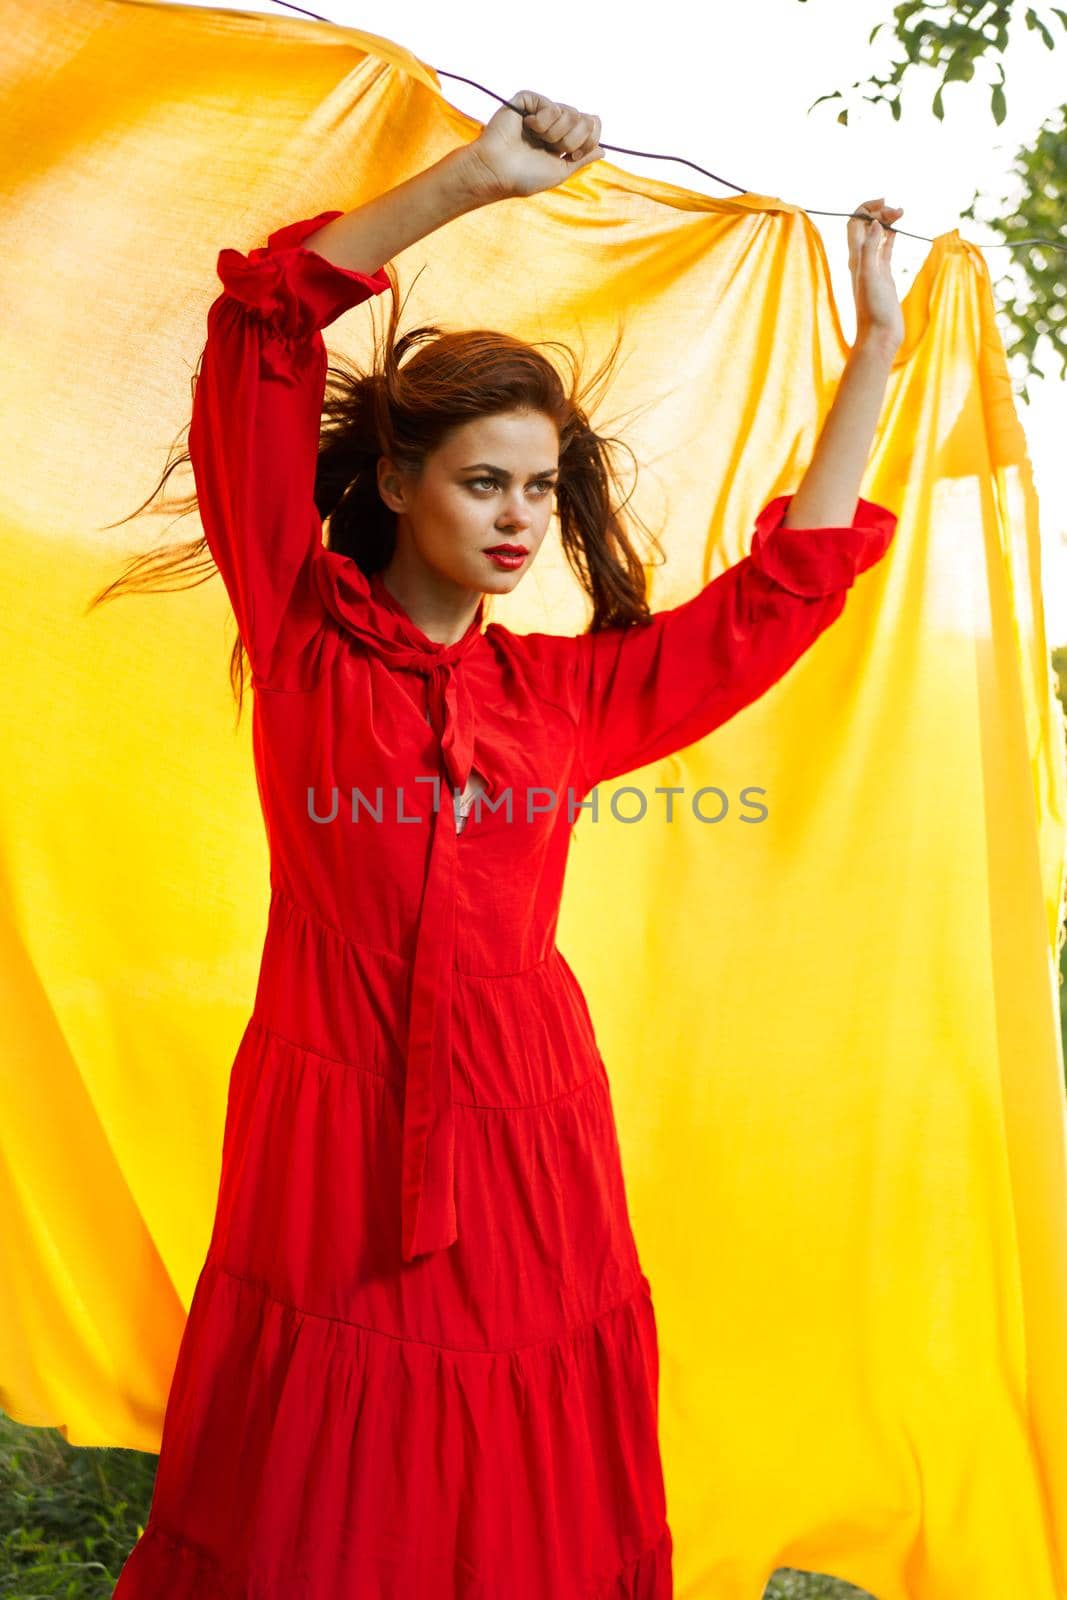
1037;16;1056;46
932;82;946;121
868;21;884;43
991;83;1007;123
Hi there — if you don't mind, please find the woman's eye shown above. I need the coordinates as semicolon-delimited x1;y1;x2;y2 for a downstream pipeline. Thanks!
468;478;556;495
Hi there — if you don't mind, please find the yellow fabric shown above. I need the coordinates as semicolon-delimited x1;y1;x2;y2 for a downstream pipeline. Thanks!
3;2;1066;1594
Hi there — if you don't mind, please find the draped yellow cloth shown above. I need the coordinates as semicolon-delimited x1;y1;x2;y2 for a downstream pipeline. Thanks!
3;2;1066;1595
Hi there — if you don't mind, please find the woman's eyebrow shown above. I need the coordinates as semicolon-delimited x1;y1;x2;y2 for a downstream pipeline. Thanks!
460;462;559;477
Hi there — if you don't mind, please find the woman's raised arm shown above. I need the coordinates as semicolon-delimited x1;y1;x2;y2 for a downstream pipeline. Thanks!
188;216;389;689
512;192;904;795
187;91;604;690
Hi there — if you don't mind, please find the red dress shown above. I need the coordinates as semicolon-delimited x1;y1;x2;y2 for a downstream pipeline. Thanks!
112;212;897;1599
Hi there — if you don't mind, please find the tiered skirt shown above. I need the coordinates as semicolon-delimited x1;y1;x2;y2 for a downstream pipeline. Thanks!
113;887;673;1596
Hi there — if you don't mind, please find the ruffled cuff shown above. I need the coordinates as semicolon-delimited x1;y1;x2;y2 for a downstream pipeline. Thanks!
749;493;898;597
215;210;391;341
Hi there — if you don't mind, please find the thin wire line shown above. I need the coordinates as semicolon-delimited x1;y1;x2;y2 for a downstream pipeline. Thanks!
261;0;1066;255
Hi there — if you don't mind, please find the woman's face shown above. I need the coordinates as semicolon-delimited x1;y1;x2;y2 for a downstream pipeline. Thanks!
376;409;560;596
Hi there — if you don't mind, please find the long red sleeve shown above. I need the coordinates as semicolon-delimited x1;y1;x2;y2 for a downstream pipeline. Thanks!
561;493;897;791
187;211;390;685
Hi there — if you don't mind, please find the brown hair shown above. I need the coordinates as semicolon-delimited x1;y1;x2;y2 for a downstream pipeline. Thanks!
87;266;664;726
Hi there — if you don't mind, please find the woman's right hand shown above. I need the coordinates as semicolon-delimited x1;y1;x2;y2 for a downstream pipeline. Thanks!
466;90;604;200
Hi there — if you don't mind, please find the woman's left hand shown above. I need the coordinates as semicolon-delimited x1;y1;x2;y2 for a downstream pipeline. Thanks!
849;197;905;353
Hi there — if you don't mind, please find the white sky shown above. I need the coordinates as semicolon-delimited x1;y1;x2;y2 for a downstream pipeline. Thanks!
169;0;1067;644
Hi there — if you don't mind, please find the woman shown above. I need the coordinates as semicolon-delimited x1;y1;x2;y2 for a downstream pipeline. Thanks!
107;88;903;1598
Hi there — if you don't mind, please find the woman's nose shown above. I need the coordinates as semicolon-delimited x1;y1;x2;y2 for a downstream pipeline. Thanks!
498;499;534;529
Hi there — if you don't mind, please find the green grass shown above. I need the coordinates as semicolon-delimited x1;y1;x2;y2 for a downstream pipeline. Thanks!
0;1411;155;1598
765;1578;875;1599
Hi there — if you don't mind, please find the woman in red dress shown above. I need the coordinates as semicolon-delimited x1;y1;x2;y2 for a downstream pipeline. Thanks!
108;88;902;1598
